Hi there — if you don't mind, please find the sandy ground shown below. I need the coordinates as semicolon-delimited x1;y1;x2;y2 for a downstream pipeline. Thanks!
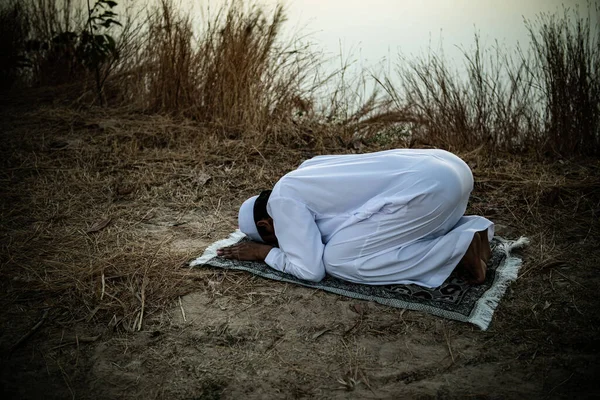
1;100;599;399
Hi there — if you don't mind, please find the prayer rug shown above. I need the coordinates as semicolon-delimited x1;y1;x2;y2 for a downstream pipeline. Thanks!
189;231;528;330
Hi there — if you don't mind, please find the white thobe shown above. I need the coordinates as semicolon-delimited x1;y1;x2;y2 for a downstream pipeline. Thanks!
263;149;494;288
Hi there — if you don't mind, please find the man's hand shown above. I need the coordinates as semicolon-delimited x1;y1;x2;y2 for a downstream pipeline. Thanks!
217;242;273;262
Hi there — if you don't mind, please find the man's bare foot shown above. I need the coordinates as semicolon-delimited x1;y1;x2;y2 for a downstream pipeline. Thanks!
458;232;487;285
477;230;492;263
469;259;487;285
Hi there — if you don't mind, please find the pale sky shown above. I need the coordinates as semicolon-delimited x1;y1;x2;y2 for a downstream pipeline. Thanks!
181;0;595;69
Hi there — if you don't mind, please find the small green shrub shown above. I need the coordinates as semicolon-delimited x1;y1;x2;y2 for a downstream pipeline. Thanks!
0;2;29;90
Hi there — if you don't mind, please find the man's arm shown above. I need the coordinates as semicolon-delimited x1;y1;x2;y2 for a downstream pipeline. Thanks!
264;197;326;282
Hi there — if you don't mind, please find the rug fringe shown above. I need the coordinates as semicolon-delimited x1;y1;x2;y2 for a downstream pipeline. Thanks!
189;230;245;267
469;236;529;330
496;236;530;257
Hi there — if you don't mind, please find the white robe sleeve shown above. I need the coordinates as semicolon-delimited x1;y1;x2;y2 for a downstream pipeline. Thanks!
263;197;326;282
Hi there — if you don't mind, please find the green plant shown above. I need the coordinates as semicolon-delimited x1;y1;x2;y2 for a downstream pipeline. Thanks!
81;0;121;104
0;2;29;90
20;0;121;101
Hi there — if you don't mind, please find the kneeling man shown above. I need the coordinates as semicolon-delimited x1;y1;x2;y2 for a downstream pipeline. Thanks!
218;149;493;287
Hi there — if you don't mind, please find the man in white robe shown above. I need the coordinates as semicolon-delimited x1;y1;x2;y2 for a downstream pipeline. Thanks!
217;149;493;287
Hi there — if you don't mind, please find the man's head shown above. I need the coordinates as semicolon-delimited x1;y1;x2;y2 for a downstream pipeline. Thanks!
238;190;277;245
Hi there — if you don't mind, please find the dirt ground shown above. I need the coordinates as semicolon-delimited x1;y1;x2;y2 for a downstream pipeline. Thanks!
1;96;599;399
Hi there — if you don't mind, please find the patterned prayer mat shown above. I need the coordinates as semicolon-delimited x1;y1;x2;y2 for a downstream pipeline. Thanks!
189;230;528;330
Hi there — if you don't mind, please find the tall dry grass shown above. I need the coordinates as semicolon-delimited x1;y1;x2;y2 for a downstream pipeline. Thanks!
527;7;600;155
377;39;543;153
2;0;599;155
378;6;599;156
129;0;319;138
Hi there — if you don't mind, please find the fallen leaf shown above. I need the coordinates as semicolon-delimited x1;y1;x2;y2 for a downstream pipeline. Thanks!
539;260;568;270
543;301;551;310
311;328;331;340
351;304;363;314
48;140;68;149
86;218;111;233
197;172;211;186
117;186;134;196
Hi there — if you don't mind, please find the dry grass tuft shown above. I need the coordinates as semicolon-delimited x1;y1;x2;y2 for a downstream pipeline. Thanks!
379;40;542;153
527;6;600;155
114;0;320;142
378;5;600;156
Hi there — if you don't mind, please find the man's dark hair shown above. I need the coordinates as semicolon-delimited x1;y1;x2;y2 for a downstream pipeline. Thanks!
253;190;272;223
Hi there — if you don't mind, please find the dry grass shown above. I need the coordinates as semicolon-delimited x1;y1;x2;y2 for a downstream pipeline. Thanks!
377;6;600;156
0;99;598;333
105;0;322;141
0;101;599;398
2;1;598;154
377;40;542;153
527;6;600;155
0;0;598;341
0;101;320;330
